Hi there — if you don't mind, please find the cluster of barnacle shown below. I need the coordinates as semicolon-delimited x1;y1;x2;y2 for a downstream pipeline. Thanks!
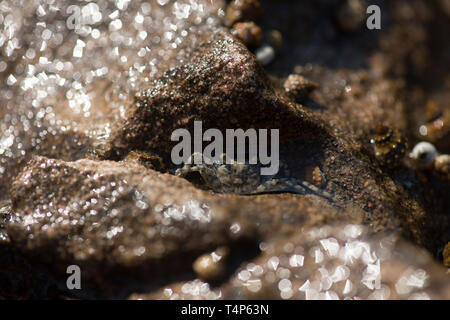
225;0;319;102
369;123;449;177
411;100;450;177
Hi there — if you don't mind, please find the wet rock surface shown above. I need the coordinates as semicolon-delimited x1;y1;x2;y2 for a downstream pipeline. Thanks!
0;0;449;299
8;156;354;297
101;30;323;161
132;224;450;300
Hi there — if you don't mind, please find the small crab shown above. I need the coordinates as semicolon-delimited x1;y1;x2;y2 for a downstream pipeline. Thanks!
175;152;336;203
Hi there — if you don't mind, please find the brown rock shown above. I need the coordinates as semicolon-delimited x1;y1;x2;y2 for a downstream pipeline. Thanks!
7;156;247;290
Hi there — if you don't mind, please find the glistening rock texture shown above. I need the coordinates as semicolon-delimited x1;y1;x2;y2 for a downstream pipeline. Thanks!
221;225;450;300
8;156;254;294
131;224;450;300
1;0;450;299
8;156;450;299
8;156;355;297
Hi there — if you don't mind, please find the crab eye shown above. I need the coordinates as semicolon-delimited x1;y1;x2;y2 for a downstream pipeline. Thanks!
410;142;437;167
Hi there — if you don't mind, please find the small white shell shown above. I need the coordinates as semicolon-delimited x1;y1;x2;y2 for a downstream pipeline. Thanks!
409;142;438;168
255;44;275;66
434;154;450;174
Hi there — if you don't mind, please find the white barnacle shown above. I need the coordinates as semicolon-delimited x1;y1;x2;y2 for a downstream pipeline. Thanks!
176;152;339;205
409;142;437;168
